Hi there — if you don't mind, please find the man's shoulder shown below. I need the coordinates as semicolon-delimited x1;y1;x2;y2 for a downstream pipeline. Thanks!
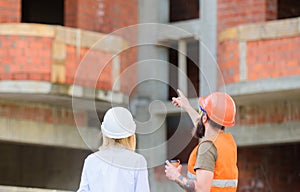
198;141;217;154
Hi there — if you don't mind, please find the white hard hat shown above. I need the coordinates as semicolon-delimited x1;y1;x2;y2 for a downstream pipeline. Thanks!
101;107;136;139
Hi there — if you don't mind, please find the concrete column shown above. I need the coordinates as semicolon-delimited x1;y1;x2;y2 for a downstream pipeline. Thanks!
137;1;170;191
137;0;169;100
199;0;217;96
178;40;187;94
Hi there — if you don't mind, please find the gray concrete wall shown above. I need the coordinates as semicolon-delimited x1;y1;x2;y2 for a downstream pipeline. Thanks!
137;1;170;191
0;99;101;150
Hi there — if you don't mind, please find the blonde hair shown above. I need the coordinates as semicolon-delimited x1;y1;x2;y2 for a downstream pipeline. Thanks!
100;134;136;151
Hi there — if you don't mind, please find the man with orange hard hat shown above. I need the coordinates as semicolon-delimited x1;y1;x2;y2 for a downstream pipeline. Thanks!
165;89;238;192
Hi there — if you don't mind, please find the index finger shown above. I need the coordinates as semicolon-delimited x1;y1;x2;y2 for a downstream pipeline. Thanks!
177;89;185;97
165;160;172;166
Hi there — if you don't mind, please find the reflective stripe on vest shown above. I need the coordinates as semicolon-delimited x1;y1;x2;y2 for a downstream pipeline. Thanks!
212;179;238;188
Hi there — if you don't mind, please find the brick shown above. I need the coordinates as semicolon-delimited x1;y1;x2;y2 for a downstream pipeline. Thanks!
236;101;300;125
0;0;137;95
12;73;28;80
28;73;43;81
217;39;240;84
245;36;300;80
218;0;270;33
0;102;83;126
0;0;21;22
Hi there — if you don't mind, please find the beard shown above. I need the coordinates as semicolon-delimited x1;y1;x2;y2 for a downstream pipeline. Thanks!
192;115;205;139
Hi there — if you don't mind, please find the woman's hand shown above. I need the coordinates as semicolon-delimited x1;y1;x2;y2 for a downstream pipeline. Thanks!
165;160;182;181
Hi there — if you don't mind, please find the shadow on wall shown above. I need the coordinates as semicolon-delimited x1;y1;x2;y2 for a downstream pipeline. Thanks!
237;143;300;192
0;141;91;191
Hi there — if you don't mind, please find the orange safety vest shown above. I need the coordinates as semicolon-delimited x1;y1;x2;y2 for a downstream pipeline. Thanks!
187;133;238;191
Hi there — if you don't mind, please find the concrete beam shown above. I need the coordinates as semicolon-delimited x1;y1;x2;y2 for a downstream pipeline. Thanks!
220;76;300;104
0;23;55;37
157;19;200;42
151;98;199;114
0;23;128;53
219;16;300;42
0;118;100;150
0;80;129;107
229;122;300;146
223;76;300;95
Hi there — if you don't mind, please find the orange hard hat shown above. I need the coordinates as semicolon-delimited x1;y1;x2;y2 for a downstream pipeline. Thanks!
199;92;236;127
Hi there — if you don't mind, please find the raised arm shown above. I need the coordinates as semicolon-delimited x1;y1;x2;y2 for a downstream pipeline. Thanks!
172;89;200;126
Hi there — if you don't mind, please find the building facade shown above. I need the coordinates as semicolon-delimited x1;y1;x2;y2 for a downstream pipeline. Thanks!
0;0;300;192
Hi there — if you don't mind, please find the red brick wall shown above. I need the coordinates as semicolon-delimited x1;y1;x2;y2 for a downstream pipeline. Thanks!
217;0;277;33
0;102;87;126
100;0;138;34
0;0;138;33
238;144;300;192
236;100;300;125
218;40;240;85
0;34;125;92
266;0;277;20
218;35;300;84
119;47;138;94
98;0;138;95
247;36;300;80
0;0;138;94
65;45;113;90
64;0;78;28
217;0;276;85
217;0;280;85
64;0;138;95
0;0;21;23
76;0;103;32
0;35;52;81
65;0;103;31
64;0;138;35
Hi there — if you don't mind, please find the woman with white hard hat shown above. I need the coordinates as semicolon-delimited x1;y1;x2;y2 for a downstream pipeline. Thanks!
77;107;150;192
